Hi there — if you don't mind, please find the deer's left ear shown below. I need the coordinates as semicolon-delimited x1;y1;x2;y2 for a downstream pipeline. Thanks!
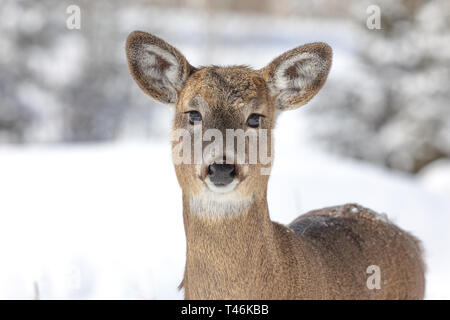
260;42;332;110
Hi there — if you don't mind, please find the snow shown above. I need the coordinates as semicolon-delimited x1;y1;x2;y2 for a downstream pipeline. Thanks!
419;159;450;200
0;114;449;299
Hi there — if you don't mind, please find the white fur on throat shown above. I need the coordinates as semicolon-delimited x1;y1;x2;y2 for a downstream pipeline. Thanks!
189;190;253;218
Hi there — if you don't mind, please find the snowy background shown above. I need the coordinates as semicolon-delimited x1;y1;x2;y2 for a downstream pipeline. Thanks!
0;0;449;299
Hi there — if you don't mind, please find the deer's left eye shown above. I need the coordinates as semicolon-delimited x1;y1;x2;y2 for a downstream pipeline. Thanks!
247;113;264;128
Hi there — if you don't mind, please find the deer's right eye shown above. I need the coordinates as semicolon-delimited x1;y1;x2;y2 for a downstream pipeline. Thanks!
185;111;202;125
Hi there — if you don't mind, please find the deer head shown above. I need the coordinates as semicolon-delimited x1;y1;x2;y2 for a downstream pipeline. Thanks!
126;31;332;217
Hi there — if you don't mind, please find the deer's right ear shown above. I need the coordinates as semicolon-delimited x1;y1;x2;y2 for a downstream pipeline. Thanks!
126;31;195;104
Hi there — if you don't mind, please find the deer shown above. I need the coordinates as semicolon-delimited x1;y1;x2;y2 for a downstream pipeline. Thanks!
125;31;425;299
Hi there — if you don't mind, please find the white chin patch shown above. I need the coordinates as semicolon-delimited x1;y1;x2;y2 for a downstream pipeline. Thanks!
189;184;252;218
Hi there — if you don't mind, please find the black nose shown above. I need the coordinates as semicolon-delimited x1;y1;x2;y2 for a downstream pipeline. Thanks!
208;164;236;186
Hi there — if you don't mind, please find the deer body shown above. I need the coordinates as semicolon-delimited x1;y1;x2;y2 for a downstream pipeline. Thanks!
182;197;424;300
126;31;425;299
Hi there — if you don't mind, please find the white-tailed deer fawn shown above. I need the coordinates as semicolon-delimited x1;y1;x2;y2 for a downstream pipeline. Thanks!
126;31;425;299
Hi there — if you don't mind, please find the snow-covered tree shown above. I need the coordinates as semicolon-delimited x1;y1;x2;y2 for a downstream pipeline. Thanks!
305;0;450;173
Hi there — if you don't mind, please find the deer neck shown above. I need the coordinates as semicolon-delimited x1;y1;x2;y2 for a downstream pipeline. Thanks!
181;190;292;299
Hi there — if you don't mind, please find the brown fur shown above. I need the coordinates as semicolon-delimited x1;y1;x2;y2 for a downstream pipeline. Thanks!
126;31;425;300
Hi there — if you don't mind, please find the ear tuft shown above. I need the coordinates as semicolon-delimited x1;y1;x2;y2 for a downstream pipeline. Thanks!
261;42;332;110
126;31;195;104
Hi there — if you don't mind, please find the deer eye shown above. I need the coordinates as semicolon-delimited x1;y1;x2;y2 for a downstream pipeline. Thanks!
185;111;202;125
246;113;264;128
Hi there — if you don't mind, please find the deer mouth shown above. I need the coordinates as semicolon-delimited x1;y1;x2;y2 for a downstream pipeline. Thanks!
205;178;239;194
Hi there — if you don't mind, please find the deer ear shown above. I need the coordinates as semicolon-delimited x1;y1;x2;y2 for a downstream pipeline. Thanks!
260;42;332;110
126;31;195;104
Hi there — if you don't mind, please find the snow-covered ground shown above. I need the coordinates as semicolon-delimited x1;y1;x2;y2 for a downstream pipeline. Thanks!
0;112;449;299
